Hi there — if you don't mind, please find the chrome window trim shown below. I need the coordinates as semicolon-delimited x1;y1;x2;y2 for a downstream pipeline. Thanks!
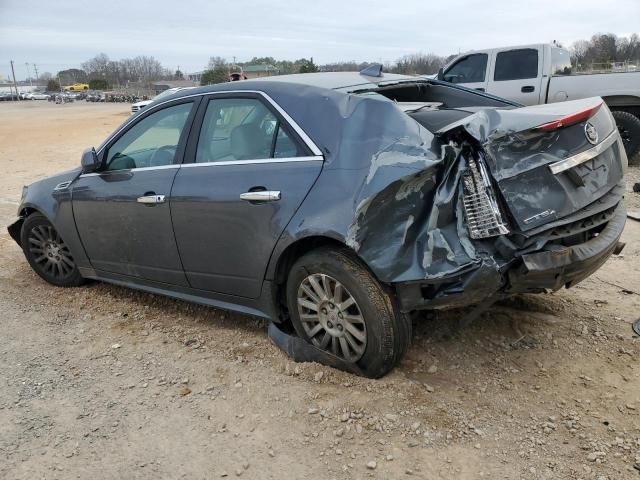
181;155;323;168
78;156;323;177
548;130;619;175
96;90;323;158
79;164;180;178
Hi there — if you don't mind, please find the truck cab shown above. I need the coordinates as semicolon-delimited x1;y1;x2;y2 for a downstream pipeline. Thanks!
441;43;640;159
441;44;571;106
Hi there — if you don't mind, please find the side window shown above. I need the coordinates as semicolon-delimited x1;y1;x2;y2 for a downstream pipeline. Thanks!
196;97;305;162
444;54;488;83
494;49;539;81
106;102;192;171
274;126;304;158
551;48;572;76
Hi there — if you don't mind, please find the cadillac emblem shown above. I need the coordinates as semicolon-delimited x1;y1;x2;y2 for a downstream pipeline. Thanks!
584;122;598;145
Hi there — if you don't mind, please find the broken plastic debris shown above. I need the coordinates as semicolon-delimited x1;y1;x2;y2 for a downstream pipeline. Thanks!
632;319;640;337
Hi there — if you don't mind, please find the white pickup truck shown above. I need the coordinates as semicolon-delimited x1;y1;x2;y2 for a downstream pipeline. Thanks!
438;43;640;159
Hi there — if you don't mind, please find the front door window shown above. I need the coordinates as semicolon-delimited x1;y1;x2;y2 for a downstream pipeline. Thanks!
106;102;193;170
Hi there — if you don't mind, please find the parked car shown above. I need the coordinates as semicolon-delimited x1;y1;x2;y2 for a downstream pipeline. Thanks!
438;43;640;159
64;83;89;91
29;92;50;100
8;71;628;377
131;87;188;114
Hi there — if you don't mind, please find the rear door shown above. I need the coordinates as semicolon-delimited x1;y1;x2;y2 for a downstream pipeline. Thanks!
442;53;489;92
170;92;324;298
486;47;543;105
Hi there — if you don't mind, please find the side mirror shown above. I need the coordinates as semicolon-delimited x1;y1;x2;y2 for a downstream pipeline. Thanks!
81;147;100;173
437;67;445;81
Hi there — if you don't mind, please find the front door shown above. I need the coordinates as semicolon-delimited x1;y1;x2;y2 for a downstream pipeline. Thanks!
170;94;323;298
72;100;197;285
443;53;489;92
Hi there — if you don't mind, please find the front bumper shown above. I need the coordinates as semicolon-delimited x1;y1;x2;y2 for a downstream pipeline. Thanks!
395;202;626;312
7;217;24;246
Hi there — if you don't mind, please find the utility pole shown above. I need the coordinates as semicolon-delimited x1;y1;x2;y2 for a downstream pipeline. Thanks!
25;63;33;87
10;60;20;100
33;64;39;83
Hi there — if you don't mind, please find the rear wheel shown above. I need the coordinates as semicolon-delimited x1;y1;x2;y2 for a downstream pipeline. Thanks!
286;248;411;378
611;110;640;163
20;213;84;287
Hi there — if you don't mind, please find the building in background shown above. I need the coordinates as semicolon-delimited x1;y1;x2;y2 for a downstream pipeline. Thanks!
242;64;279;79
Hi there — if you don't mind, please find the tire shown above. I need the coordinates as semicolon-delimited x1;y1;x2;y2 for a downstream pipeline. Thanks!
611;110;640;163
20;213;84;287
286;248;411;378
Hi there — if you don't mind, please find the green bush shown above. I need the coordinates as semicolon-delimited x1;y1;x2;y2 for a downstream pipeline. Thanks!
47;79;61;91
89;79;110;90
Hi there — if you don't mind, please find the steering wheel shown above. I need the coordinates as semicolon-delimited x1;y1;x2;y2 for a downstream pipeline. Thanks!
148;145;176;167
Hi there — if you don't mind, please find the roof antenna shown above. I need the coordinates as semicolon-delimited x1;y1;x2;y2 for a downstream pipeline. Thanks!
360;64;383;77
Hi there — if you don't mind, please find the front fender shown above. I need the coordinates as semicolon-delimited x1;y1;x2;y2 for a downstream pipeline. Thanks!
9;168;91;269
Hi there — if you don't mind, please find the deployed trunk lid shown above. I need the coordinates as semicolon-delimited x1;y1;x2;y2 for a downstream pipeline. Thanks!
438;98;627;232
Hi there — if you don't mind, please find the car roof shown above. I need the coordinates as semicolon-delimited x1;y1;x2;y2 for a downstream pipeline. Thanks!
161;71;422;102
249;71;419;90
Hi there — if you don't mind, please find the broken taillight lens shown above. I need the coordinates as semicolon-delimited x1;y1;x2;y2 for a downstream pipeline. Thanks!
534;102;602;132
462;152;510;239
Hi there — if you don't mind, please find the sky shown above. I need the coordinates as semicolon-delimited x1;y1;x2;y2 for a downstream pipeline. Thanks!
1;0;638;80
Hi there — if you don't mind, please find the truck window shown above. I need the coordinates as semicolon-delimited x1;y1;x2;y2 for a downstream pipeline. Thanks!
551;48;572;75
494;49;538;81
444;54;488;83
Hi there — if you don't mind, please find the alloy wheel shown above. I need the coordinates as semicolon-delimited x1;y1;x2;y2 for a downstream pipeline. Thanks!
296;273;367;362
27;224;76;280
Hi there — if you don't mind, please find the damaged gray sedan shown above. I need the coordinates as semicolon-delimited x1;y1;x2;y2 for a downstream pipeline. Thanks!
8;69;628;377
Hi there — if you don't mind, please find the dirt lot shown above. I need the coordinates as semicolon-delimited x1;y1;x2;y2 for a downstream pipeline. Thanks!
0;101;639;480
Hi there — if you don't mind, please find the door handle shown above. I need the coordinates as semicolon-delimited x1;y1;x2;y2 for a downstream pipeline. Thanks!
240;190;281;202
136;194;166;204
474;87;485;92
521;85;535;93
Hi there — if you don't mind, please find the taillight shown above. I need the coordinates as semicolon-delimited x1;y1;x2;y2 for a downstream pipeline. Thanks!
534;102;602;132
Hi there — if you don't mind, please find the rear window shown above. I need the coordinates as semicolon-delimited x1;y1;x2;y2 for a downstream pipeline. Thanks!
494;49;539;81
551;48;572;75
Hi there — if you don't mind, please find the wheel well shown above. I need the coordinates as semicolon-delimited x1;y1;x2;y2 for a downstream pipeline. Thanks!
271;236;351;324
602;96;640;118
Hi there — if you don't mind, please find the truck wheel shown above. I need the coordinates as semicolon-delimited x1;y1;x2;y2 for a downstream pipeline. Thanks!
611;110;640;163
286;247;411;378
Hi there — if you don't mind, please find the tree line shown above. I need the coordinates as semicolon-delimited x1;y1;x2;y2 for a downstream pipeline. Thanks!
570;33;640;68
43;32;639;91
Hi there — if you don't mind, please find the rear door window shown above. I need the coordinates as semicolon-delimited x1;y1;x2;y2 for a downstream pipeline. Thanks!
494;49;539;81
196;97;305;163
444;54;488;83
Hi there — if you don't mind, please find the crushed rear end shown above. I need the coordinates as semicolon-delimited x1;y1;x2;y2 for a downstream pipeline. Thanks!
344;95;627;311
398;98;627;310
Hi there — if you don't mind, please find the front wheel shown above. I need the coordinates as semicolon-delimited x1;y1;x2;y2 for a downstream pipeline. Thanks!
286;248;411;378
20;213;84;287
612;110;640;163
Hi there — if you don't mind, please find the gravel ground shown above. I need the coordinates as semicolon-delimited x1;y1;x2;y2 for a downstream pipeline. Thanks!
0;101;639;480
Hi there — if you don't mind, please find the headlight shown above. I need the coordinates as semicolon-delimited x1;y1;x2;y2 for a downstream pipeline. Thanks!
21;185;28;202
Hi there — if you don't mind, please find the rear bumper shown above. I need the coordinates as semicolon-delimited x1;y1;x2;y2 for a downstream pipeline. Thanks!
395;202;626;311
506;202;626;292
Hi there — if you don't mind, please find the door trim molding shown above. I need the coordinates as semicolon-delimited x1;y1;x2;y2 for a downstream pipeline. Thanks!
180;155;323;168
